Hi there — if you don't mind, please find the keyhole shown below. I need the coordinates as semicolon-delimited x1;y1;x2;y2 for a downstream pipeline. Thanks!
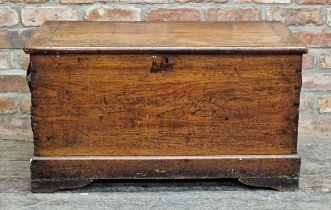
164;57;169;64
150;56;173;73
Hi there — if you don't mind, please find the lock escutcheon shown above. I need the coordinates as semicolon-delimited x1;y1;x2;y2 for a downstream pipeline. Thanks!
150;56;173;73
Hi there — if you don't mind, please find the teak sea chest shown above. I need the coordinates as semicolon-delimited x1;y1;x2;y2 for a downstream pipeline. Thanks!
24;21;307;192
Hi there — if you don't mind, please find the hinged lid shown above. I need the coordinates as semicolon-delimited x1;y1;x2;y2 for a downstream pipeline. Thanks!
24;21;307;54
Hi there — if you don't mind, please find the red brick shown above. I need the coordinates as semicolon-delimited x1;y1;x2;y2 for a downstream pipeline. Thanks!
302;73;331;91
295;0;331;4
320;53;331;68
85;8;141;21
19;96;31;114
205;8;261;21
57;0;105;3
317;96;331;113
0;97;16;114
302;53;316;69
0;8;19;27
145;8;200;21
9;28;36;49
299;95;314;113
21;7;79;26
0;75;29;93
0;52;14;69
237;0;290;2
299;116;331;136
266;8;323;25
17;51;30;70
294;30;331;47
0;118;32;136
0;30;9;48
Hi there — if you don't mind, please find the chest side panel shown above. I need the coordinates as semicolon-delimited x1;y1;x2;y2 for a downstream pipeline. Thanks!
31;53;301;156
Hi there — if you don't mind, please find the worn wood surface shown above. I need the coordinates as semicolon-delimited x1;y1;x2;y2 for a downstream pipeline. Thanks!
24;21;307;54
31;155;300;179
30;53;301;156
30;155;300;192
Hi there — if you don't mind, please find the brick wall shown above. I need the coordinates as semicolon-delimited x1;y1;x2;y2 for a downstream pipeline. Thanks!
0;0;330;137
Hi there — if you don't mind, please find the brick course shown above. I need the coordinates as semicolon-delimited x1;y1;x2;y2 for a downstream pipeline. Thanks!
300;95;315;114
0;97;16;114
302;73;331;91
302;53;316;69
21;7;79;26
0;52;14;69
0;30;9;48
9;28;35;49
317;96;331;113
0;8;19;27
320;53;331;68
85;8;141;21
0;118;32;136
19;96;31;114
205;8;261;21
145;8;200;21
299;116;331;137
266;8;323;25
0;1;330;135
294;30;331;47
0;75;29;93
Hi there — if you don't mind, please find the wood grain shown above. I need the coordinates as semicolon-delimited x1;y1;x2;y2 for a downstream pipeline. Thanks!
30;53;302;156
24;21;307;54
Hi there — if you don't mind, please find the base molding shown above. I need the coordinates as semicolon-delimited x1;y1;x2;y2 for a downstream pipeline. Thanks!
31;154;300;193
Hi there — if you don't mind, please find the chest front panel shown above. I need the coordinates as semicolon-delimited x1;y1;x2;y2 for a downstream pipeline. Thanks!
31;53;301;156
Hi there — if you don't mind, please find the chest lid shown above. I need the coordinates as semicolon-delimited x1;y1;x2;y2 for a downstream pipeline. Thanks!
24;21;307;54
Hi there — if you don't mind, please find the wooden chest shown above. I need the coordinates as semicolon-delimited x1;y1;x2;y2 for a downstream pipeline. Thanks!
24;21;307;192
